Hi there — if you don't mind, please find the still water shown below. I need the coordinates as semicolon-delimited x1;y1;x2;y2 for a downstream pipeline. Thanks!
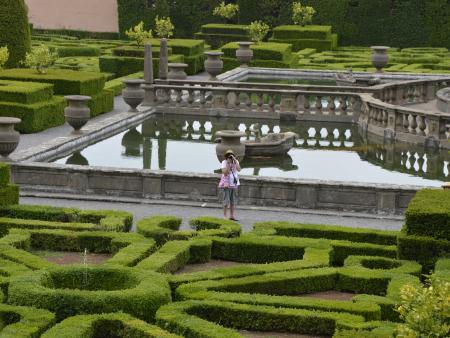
53;115;448;187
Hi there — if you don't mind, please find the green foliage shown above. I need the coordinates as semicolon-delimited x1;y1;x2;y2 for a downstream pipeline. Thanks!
0;163;10;187
0;68;106;96
41;312;181;338
0;80;53;104
155;16;175;39
404;189;450;240
248;21;270;44
125;21;153;47
137;215;182;244
57;46;100;57
254;222;398;245
0;0;31;68
8;265;171;321
396;277;450;337
0;204;132;231
0;185;19;207
213;1;240;21
23;45;57;74
292;2;316;26
0;46;9;69
0;303;55;338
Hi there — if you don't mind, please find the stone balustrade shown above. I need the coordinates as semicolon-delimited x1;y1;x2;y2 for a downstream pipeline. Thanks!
374;78;449;105
148;76;450;149
151;83;362;123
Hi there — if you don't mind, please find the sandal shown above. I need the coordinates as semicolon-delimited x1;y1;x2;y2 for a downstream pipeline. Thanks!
229;217;238;221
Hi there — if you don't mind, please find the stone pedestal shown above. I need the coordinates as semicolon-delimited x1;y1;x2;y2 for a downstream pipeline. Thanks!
122;79;145;112
159;38;168;80
236;42;253;67
168;63;188;80
142;44;154;107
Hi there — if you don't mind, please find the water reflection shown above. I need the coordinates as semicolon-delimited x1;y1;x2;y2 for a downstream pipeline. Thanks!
58;114;449;186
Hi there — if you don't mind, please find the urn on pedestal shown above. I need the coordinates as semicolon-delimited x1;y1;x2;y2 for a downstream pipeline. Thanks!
371;46;390;73
122;79;145;112
64;95;91;134
215;130;246;162
0;117;21;159
204;51;224;81
236;42;253;67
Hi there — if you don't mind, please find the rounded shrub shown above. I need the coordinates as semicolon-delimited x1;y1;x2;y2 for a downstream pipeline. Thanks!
8;265;171;321
41;312;181;338
0;0;31;68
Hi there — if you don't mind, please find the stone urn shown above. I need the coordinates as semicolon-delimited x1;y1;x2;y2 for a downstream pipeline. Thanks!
215;130;246;162
0;117;21;159
204;51;224;81
168;63;188;80
371;46;390;73
236;42;253;67
122;79;145;112
64;95;91;134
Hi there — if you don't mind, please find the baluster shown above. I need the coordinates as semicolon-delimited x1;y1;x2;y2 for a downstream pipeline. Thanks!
268;94;275;113
339;96;348;114
408;114;418;134
256;93;264;112
417;115;426;136
199;89;206;108
175;89;182;105
328;96;336;115
417;152;425;175
187;89;194;106
164;88;170;105
234;91;241;109
245;93;252;110
315;96;323;113
402;113;409;132
382;110;388;127
304;95;310;112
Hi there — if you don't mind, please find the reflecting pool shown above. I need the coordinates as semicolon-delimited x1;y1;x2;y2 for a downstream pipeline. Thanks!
53;114;448;187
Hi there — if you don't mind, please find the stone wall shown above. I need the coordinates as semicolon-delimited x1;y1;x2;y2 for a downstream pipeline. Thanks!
26;0;119;33
11;162;419;215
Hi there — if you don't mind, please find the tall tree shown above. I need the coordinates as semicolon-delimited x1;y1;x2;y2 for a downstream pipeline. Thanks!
0;0;31;68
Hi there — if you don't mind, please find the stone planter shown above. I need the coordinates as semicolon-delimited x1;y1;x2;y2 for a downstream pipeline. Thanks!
168;63;188;80
204;51;224;81
215;130;246;162
64;95;91;134
122;79;145;112
0;117;21;159
236;42;253;67
371;46;390;73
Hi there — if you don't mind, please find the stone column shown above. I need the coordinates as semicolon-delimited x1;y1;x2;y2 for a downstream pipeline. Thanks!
159;38;168;80
142;44;155;107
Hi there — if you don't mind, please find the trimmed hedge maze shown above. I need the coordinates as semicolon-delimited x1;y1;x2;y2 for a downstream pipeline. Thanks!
0;162;448;336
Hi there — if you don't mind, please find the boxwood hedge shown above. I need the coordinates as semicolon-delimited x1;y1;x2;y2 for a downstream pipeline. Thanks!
8;265;171;321
0;303;55;338
41;312;181;338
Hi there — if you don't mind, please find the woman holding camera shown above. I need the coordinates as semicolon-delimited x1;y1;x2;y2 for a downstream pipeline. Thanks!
218;149;241;221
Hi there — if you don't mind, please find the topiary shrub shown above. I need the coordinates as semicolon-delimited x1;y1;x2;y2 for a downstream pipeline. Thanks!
0;0;31;68
8;265;171;321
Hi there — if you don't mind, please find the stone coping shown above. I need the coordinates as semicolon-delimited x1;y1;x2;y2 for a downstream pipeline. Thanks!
11;161;423;215
11;108;155;162
219;67;450;82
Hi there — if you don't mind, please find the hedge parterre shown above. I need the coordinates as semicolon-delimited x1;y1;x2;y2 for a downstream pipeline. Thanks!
0;160;447;338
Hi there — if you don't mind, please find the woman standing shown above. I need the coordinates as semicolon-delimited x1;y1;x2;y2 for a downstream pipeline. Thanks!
218;149;241;221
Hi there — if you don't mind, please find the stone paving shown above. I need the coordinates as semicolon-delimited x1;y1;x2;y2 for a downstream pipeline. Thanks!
16;96;130;153
20;196;404;232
